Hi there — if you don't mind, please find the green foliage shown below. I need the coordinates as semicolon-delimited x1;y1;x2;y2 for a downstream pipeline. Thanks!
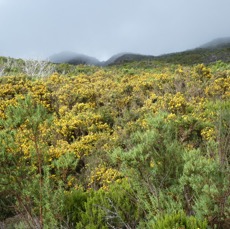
1;56;230;228
0;194;15;221
111;113;185;223
149;211;207;229
216;101;230;165
0;96;66;228
112;112;184;187
184;144;228;229
62;190;87;227
75;180;141;229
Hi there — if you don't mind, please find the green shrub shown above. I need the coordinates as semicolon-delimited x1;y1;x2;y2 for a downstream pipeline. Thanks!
111;113;185;218
149;211;207;229
75;180;141;229
180;145;230;228
62;190;87;227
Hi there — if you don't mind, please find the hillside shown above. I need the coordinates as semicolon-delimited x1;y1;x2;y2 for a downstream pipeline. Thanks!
200;37;230;49
49;51;101;66
0;41;230;228
46;37;230;67
1;37;229;74
104;52;155;65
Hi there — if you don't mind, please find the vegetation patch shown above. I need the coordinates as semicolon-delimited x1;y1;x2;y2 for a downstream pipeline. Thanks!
0;53;230;228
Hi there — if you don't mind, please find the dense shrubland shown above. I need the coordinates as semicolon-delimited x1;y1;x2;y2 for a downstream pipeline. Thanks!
0;56;230;228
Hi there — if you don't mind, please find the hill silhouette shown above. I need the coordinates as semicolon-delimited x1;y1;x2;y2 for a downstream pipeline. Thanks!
48;37;230;66
49;51;101;66
200;37;230;49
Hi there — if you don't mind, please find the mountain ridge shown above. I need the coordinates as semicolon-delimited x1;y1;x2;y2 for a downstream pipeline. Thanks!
49;51;156;66
48;37;230;66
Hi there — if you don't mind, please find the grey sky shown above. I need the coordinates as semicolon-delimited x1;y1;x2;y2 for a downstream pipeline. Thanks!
0;0;229;60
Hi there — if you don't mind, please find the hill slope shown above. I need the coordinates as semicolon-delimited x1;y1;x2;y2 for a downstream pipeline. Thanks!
48;37;230;66
0;59;229;228
200;37;230;49
49;51;101;66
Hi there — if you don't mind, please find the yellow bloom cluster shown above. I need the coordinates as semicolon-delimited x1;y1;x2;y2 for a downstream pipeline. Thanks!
201;127;216;141
168;92;186;113
205;77;230;99
193;64;212;81
0;61;228;191
48;140;74;159
88;164;121;190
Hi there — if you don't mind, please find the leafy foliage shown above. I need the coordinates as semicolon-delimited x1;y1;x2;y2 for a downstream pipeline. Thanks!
0;56;229;228
150;211;207;229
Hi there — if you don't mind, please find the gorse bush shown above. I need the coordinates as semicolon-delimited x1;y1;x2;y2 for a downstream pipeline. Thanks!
0;58;229;228
0;96;67;228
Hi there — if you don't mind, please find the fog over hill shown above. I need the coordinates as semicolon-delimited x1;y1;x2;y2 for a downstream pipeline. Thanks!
49;51;101;66
48;37;230;66
49;51;156;66
200;37;230;49
1;0;229;61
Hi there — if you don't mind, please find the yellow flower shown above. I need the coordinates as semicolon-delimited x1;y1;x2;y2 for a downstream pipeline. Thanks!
150;160;154;168
201;127;215;141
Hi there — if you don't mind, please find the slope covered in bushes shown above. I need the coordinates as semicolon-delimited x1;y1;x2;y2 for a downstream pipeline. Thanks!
0;57;230;228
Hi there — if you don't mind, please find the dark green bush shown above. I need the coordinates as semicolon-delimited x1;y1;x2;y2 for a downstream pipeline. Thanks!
66;180;142;229
62;190;87;227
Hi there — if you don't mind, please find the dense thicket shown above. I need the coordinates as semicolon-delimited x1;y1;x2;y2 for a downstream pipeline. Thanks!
0;58;229;228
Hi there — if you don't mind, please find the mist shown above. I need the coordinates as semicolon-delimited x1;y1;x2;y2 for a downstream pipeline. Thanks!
0;0;230;61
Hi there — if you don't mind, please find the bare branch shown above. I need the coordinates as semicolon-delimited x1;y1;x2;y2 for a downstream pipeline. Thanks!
23;59;55;78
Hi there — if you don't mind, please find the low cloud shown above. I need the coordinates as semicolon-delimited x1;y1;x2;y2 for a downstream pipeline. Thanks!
0;0;230;60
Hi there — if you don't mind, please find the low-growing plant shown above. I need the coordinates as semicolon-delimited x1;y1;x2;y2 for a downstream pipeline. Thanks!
147;211;207;229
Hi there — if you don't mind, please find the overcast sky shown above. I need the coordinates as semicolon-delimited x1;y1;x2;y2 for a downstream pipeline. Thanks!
0;0;229;61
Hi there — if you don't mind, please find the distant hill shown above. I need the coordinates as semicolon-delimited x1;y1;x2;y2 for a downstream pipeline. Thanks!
101;53;128;66
104;53;155;66
49;51;155;66
49;51;101;66
200;37;230;49
153;37;230;65
48;37;230;67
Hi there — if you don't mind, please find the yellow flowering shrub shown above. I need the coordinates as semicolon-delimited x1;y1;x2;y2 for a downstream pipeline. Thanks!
88;164;121;190
205;77;230;99
201;127;216;141
168;92;187;114
193;64;212;81
1;56;230;228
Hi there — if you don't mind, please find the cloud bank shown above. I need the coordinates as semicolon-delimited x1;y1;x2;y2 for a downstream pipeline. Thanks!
0;0;229;60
